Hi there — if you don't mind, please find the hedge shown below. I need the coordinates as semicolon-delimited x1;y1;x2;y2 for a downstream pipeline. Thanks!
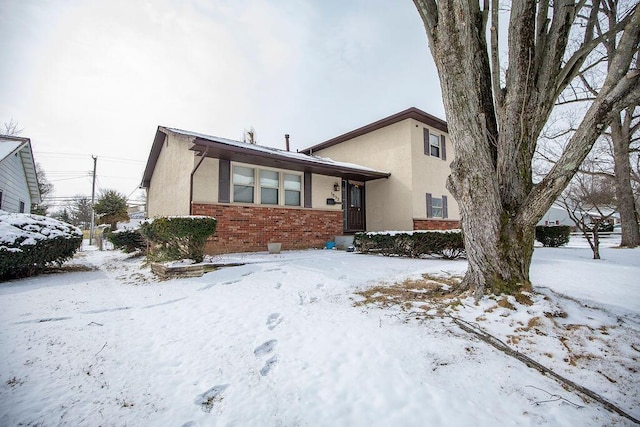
535;225;571;247
140;216;217;263
107;228;146;253
0;211;83;280
354;230;465;259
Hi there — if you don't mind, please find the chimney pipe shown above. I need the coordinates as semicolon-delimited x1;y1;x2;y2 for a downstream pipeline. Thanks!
285;134;290;151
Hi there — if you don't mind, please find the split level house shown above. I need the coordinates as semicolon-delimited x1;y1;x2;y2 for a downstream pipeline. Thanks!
0;135;41;214
141;107;460;254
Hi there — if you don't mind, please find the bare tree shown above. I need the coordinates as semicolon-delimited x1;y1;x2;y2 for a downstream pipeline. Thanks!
411;1;640;296
2;119;23;136
560;171;617;259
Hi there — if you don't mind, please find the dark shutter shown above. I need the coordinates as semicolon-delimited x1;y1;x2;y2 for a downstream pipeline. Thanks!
218;159;230;203
423;128;430;155
304;172;312;208
441;135;447;160
442;195;448;218
426;193;433;218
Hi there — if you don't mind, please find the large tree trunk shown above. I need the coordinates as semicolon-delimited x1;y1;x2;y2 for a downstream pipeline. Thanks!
611;110;640;247
412;0;640;295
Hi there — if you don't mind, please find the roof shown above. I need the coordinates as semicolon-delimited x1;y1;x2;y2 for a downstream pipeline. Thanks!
141;127;390;188
300;107;448;154
0;135;41;204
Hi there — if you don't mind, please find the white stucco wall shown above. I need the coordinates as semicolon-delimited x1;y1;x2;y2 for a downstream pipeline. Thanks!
147;132;194;217
0;151;32;213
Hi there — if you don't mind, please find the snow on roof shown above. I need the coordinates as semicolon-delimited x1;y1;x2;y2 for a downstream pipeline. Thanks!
162;127;389;175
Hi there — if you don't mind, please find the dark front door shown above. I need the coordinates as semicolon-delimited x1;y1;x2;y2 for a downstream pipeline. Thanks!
344;180;365;232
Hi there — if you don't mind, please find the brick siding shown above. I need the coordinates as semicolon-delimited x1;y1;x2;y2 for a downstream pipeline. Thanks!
192;203;343;254
413;219;460;230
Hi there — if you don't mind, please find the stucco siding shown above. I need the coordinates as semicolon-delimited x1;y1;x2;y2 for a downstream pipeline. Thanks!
312;120;413;231
192;157;219;204
410;119;459;221
147;133;194;217
311;174;342;211
0;153;32;213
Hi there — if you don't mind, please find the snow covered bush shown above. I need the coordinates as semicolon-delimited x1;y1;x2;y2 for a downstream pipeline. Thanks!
0;211;83;280
139;216;216;263
535;225;571;247
354;230;465;259
106;228;146;253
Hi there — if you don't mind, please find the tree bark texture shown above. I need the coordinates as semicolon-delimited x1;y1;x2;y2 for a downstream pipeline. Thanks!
412;0;640;296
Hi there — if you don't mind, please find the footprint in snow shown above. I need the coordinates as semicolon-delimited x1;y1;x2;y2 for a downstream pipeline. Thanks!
316;283;325;289
194;384;229;413
260;355;278;376
254;339;277;357
266;313;282;330
274;282;282;289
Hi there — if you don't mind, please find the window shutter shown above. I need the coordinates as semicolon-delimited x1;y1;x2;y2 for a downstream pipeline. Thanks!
218;159;230;203
441;135;446;160
304;172;312;208
426;193;433;218
442;195;448;219
423;128;430;155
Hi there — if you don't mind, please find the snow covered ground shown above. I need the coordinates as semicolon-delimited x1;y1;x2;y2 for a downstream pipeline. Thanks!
0;236;638;426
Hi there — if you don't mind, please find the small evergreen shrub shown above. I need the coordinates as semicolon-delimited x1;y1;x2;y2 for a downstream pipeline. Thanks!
107;228;146;253
0;212;83;280
354;230;465;259
140;216;217;263
535;225;571;247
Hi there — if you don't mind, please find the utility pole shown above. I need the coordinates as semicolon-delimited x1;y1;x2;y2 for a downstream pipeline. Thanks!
89;156;97;245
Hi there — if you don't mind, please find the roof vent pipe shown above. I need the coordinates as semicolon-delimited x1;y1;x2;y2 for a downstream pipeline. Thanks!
285;134;290;152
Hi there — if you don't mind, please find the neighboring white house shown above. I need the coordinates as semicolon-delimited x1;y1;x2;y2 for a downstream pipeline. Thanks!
537;203;573;227
0;135;41;213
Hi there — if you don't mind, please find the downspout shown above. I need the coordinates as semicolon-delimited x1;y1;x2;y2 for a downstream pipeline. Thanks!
189;147;209;215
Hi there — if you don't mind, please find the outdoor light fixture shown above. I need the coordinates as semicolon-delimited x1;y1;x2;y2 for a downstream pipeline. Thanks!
333;183;340;191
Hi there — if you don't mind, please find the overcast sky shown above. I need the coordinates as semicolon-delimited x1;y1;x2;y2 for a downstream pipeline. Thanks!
0;0;444;208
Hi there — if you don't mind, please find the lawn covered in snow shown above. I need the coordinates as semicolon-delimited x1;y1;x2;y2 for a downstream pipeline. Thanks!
0;236;638;426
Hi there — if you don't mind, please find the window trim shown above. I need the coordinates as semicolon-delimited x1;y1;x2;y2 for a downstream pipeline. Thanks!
232;165;256;204
426;193;448;219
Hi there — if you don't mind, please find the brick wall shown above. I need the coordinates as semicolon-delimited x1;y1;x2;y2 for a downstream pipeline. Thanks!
413;219;460;230
192;203;343;254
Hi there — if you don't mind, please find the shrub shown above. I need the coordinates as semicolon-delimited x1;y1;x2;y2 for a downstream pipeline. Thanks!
535;225;571;247
354;230;465;259
140;216;217;263
107;228;146;253
0;211;83;280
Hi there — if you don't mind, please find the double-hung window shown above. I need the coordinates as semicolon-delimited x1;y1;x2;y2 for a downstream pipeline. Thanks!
233;166;255;203
284;174;301;206
426;193;448;218
429;133;441;158
423;128;447;160
260;170;279;205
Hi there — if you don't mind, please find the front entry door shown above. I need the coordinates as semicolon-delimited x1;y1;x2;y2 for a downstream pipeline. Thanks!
344;180;365;232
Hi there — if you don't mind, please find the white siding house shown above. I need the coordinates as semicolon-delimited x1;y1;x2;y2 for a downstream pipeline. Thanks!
0;136;41;213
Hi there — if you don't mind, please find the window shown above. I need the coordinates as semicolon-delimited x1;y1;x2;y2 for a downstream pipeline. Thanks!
423;128;447;160
426;193;448;218
231;165;303;206
430;133;441;158
284;174;301;206
431;197;443;218
233;166;255;203
260;170;279;205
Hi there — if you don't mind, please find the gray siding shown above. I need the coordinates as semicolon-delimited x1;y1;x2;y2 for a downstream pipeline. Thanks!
0;153;32;213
